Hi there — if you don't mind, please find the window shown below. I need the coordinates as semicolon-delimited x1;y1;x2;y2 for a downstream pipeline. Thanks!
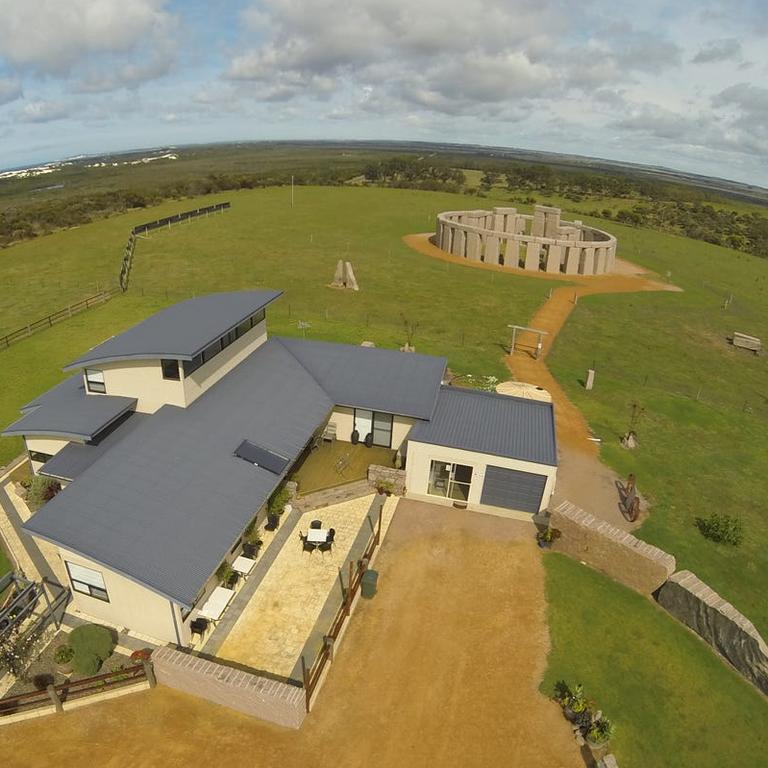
235;319;251;339
161;359;180;380
201;338;222;364
354;409;393;447
428;461;473;502
84;368;106;393
250;309;265;328
65;561;109;602
28;450;54;464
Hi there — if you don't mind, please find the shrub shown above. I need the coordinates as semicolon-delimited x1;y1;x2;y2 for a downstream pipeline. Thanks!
26;476;61;511
268;485;291;517
54;644;74;665
69;624;114;675
216;561;234;585
73;651;102;676
586;716;615;745
695;513;744;546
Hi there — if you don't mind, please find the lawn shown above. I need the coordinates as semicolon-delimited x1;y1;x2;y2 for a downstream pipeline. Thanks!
542;553;768;768
547;217;768;637
0;186;564;466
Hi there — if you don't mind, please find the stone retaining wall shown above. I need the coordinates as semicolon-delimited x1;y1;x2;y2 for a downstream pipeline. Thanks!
550;501;675;594
152;647;306;728
367;465;406;495
657;571;768;695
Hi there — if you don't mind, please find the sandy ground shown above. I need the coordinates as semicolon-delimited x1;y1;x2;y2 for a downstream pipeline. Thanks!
2;501;584;768
404;233;676;529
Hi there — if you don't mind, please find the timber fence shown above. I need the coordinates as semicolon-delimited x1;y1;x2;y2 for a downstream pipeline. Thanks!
119;201;230;291
0;660;154;722
0;287;120;351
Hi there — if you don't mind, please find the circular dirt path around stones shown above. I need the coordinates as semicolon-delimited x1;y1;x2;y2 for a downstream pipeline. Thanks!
1;502;584;768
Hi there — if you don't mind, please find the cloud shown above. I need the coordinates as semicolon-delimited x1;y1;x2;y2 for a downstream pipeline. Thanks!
692;38;742;63
0;77;22;105
0;0;177;90
713;82;768;116
17;100;70;123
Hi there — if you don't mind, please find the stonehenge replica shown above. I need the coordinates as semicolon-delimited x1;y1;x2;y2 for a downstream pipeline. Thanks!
331;259;359;290
435;205;617;276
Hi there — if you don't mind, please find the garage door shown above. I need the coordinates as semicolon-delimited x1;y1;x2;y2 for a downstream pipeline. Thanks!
480;466;548;513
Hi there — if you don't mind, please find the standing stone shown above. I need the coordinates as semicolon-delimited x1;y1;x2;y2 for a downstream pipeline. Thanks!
451;228;466;257
595;247;608;274
485;235;500;265
545;244;563;273
532;207;546;237
565;247;581;275
524;241;540;271
581;247;595;275
466;231;481;260
344;262;359;291
585;369;595;390
331;259;345;287
505;240;520;268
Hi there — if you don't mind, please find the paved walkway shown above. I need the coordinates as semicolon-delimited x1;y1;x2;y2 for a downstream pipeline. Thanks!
215;495;398;679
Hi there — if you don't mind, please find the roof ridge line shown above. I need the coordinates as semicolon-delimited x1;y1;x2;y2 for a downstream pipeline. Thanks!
272;336;335;400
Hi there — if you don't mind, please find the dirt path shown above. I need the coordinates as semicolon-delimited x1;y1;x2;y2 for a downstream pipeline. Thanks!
2;502;583;768
404;233;680;527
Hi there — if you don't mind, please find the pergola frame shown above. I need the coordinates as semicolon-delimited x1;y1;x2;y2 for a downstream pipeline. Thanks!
507;324;549;360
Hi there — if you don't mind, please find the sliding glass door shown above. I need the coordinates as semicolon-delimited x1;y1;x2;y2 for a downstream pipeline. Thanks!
354;409;393;448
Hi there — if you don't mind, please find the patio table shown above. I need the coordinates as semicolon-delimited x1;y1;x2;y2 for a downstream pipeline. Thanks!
198;586;235;622
232;556;256;579
307;528;329;544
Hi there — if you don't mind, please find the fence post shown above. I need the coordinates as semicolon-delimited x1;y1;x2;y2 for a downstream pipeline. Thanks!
376;504;383;545
346;561;354;615
301;655;311;713
142;660;157;688
46;684;64;713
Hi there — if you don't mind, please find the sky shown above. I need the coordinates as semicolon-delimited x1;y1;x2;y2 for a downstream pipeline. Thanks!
0;0;767;186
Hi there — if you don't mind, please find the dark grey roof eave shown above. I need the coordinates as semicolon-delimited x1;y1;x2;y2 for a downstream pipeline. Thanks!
62;292;282;372
407;435;558;467
1;399;137;441
21;524;194;609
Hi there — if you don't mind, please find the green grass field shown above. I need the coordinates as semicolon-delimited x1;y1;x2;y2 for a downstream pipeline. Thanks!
542;554;768;768
0;186;566;464
547;218;768;637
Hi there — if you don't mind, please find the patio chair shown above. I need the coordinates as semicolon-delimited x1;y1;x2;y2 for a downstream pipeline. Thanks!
310;519;322;529
190;618;209;642
318;539;334;556
299;531;317;555
327;528;336;543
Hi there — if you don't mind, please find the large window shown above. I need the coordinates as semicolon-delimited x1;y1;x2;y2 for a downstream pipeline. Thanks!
65;561;109;602
428;461;473;502
183;310;267;376
84;368;106;393
353;409;393;447
161;359;180;380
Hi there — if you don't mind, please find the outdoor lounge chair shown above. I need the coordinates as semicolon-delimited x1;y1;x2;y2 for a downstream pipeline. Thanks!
190;617;209;641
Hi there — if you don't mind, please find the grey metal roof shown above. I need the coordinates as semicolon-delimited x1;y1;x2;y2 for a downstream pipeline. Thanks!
408;386;558;466
24;339;332;608
40;413;149;482
276;336;446;420
2;376;136;441
64;290;282;370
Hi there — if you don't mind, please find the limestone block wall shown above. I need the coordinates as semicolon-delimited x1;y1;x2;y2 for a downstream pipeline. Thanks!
550;501;675;593
435;205;617;276
657;571;768;695
367;465;406;495
152;646;306;728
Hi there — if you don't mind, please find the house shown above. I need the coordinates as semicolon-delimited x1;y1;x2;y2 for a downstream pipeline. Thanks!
3;291;557;645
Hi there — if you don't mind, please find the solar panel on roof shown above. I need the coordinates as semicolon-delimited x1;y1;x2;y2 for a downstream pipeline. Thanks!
234;440;290;475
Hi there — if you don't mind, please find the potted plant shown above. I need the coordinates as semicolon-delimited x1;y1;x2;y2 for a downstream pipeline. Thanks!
561;683;588;723
376;479;395;496
243;521;263;558
536;526;561;549
54;644;74;675
266;485;291;529
216;561;234;588
585;715;615;751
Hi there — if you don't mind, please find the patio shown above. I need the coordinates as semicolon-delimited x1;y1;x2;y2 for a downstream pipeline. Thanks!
289;441;396;496
204;493;399;681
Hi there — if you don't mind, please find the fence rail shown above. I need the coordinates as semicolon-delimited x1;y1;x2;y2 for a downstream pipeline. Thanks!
0;287;120;351
0;662;150;718
301;505;382;711
120;201;230;291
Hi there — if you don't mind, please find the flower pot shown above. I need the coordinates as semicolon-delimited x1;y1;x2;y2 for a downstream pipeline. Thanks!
563;705;578;723
267;512;280;529
537;539;552;549
56;662;73;677
586;737;610;755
